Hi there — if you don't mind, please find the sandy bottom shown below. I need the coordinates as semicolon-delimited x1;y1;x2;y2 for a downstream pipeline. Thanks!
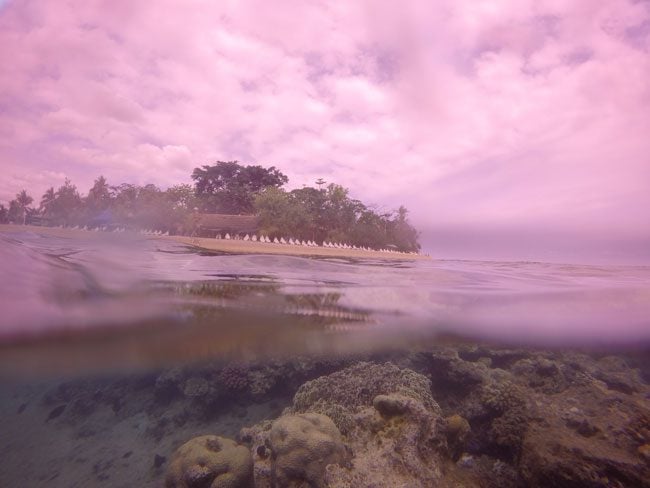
0;374;288;488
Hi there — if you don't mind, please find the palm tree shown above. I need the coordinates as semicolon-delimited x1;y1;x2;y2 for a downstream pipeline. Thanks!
40;187;56;218
16;190;33;225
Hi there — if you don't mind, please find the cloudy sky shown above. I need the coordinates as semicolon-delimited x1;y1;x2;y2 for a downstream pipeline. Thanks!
1;0;649;261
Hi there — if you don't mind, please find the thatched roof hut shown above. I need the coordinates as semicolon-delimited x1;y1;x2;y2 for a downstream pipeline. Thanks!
195;213;260;236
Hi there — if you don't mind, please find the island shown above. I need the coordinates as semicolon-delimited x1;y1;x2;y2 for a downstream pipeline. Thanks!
1;161;426;259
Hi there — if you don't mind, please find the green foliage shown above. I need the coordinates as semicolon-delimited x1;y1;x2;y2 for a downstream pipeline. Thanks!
166;183;197;211
85;176;112;213
289;186;327;240
254;183;420;252
48;179;83;225
192;160;288;214
7;200;21;223
39;187;56;218
4;162;421;251
109;182;192;233
388;206;420;252
13;189;34;224
254;187;310;238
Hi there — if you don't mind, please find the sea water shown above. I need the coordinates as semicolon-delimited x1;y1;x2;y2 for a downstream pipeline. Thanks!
0;230;649;487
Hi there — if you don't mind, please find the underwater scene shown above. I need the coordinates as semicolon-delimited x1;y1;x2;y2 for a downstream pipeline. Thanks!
1;229;649;488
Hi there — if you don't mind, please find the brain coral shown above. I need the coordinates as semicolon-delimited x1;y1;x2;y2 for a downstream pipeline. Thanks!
165;435;254;488
270;413;348;488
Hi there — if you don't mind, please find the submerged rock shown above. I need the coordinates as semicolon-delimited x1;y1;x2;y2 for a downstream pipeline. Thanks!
270;413;348;487
165;435;254;488
238;413;348;488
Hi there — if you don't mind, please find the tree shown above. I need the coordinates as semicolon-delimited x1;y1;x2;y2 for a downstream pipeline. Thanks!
192;161;288;214
290;186;327;240
15;189;33;225
0;204;7;223
320;184;365;242
351;209;388;249
7;200;21;223
163;184;198;234
387;205;420;252
111;183;139;218
166;184;197;211
254;187;310;238
133;184;171;230
51;179;82;225
85;176;112;213
40;187;56;218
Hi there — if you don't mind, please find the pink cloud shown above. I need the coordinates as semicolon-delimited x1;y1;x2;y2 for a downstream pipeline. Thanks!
0;0;649;253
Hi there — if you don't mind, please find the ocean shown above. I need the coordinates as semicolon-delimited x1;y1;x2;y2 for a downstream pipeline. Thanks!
1;229;649;487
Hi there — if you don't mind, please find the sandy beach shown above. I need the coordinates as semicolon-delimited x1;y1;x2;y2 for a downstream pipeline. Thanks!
0;224;428;260
167;235;428;259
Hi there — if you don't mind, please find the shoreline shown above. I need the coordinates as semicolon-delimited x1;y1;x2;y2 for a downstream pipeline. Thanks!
0;224;429;260
167;235;428;260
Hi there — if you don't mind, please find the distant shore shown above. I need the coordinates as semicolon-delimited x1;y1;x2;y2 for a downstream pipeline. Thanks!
0;224;429;260
168;235;428;259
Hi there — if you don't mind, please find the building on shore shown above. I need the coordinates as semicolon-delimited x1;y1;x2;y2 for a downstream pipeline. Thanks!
193;213;260;238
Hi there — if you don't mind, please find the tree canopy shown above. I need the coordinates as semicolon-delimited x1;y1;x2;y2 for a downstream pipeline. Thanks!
192;161;288;214
253;183;420;251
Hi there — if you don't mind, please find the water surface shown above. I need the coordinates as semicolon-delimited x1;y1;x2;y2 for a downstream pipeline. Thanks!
1;229;649;373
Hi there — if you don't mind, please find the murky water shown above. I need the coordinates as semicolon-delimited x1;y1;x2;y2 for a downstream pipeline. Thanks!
1;229;649;487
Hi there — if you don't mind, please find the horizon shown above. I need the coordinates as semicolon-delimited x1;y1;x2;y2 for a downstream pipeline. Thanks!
1;0;649;264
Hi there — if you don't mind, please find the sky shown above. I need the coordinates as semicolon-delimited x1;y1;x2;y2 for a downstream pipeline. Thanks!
1;0;649;262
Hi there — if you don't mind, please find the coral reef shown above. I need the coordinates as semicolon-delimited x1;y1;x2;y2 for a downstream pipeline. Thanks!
290;361;439;434
443;413;471;460
238;413;349;488
23;347;650;488
218;366;250;393
165;435;254;488
178;354;650;487
325;392;446;487
412;348;650;487
270;413;348;487
183;377;215;399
